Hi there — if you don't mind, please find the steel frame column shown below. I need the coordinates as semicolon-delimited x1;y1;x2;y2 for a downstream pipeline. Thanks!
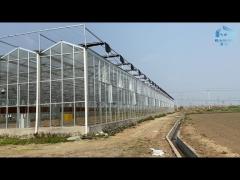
61;42;64;127
84;47;88;134
49;44;52;127
27;51;29;127
34;53;41;134
6;55;9;128
17;49;20;128
98;59;102;124
73;45;76;126
93;56;96;125
83;25;89;134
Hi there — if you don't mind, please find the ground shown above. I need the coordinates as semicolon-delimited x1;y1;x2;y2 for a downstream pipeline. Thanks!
0;112;181;157
181;112;240;157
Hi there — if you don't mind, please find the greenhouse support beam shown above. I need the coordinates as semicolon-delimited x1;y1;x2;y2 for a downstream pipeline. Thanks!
34;53;40;134
84;48;88;135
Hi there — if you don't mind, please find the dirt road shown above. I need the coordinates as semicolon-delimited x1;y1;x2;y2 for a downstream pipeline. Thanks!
181;112;240;157
0;113;181;157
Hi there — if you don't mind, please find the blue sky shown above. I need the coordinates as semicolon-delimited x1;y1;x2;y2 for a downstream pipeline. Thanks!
0;23;240;106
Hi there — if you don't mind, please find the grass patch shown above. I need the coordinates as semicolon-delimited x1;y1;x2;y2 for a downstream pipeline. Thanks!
0;133;70;146
138;116;154;123
154;113;166;118
102;122;137;136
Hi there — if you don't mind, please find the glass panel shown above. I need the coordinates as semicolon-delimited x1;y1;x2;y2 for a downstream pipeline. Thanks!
118;71;123;88
95;58;99;104
111;104;116;122
51;43;61;55
29;58;36;82
42;49;50;56
40;56;50;81
125;76;129;90
63;103;74;127
105;84;109;122
63;79;73;102
112;86;118;105
105;63;109;83
100;60;104;82
19;106;28;128
51;80;61;103
29;52;37;58
63;54;73;78
113;67;117;87
0;107;6;128
51;104;61;127
40;82;50;104
74;46;81;53
0;85;7;107
7;107;17;128
8;84;17;106
107;103;111;122
75;102;84;126
102;62;109;83
19;59;28;83
94;57;99;80
9;49;18;60
95;100;101;124
75;78;84;101
29;83;36;105
29;106;36;127
88;101;96;125
101;102;106;123
19;49;28;59
0;60;7;85
19;83;28;105
51;55;61;80
40;105;50;127
117;104;122;121
106;84;109;105
110;65;114;85
74;52;84;77
101;82;106;103
88;78;94;102
8;61;17;84
88;54;94;102
62;43;73;54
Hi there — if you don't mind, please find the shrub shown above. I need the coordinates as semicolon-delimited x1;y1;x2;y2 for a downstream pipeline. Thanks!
0;133;70;146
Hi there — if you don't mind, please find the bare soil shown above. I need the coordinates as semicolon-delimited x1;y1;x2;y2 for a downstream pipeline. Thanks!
181;112;240;157
0;113;181;157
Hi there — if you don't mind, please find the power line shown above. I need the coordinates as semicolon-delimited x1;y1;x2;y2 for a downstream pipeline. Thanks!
169;89;240;94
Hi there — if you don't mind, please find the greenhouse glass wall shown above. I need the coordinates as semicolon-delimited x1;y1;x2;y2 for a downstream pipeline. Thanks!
0;25;174;134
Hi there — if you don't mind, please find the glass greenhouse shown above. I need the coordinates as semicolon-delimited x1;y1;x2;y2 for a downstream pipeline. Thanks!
0;24;174;134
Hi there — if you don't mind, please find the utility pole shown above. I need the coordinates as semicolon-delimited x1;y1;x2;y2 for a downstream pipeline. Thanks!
207;90;211;109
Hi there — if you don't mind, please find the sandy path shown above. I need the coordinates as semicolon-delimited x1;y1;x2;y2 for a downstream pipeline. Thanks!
0;112;181;157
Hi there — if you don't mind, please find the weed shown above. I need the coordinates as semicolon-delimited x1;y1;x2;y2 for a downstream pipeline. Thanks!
0;133;70;146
